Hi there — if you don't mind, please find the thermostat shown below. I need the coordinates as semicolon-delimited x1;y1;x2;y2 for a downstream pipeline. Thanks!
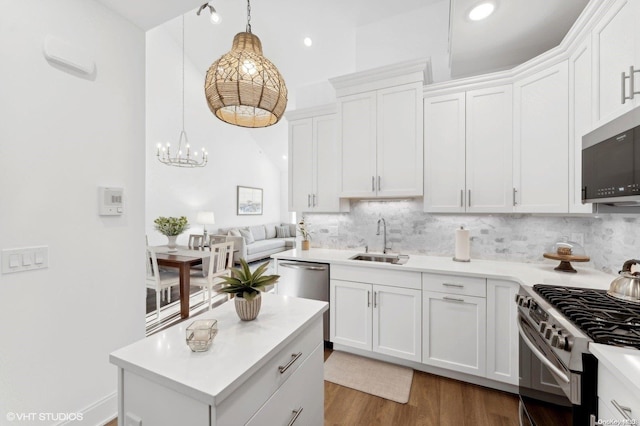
99;187;124;216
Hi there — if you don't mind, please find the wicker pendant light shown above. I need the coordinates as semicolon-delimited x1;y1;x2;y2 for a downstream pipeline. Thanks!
204;0;287;128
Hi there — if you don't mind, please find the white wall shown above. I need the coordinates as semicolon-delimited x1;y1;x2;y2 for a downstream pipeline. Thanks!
355;0;451;82
0;0;145;424
145;22;283;246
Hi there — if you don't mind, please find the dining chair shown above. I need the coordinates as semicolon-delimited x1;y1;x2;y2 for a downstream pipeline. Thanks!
190;241;235;310
145;247;180;319
188;234;204;249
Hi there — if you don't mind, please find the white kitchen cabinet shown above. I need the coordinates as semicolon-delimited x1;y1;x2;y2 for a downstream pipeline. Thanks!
592;0;640;128
597;361;640;423
486;279;519;385
330;279;372;352
568;38;594;213
338;82;423;198
424;85;513;213
330;267;422;362
513;61;569;213
422;290;486;377
287;105;346;213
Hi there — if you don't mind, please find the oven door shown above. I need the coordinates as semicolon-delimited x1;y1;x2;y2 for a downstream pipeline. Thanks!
517;313;575;426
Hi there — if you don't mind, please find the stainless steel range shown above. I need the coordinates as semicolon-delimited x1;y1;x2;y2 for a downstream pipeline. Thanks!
517;283;640;425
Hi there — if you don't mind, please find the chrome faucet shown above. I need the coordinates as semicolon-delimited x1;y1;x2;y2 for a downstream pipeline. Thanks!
376;218;390;254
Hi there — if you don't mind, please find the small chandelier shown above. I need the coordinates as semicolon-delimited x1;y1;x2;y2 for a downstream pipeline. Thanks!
157;15;208;168
203;0;287;128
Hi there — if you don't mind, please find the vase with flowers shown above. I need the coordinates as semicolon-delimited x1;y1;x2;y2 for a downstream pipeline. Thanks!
154;216;189;251
297;218;311;250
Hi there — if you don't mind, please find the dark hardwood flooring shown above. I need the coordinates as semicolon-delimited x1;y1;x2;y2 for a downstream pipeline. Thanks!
105;350;519;426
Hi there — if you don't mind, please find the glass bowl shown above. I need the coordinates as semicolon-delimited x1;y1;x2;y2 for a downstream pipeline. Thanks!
186;319;218;352
548;237;585;257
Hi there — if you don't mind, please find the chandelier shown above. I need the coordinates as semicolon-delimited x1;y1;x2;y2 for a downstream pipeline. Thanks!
157;15;208;168
203;0;287;128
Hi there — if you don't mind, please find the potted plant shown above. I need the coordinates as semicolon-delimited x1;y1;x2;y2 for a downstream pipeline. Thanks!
297;218;311;250
154;216;189;251
219;259;280;321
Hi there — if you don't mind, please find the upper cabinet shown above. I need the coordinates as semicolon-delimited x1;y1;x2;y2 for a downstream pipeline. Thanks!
592;0;640;128
287;105;348;213
513;61;570;213
424;85;513;213
331;60;429;198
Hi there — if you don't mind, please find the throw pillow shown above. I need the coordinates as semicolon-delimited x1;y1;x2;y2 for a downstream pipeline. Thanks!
276;225;290;238
239;228;255;244
228;229;241;237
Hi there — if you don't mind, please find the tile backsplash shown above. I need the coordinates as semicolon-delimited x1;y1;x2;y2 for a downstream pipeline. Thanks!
302;200;640;274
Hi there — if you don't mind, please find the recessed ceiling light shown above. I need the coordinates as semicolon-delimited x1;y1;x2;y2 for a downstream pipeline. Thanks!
303;37;313;47
468;2;495;21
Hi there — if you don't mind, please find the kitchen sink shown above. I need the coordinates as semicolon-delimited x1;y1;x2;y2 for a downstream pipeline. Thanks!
349;253;409;265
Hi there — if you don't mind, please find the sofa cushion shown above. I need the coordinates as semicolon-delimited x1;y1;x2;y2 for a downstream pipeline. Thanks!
282;223;297;237
246;239;286;255
265;223;278;239
239;228;254;244
276;225;290;238
228;228;241;237
249;225;266;241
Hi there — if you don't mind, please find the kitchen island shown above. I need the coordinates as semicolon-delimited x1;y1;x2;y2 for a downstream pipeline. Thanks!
110;294;328;426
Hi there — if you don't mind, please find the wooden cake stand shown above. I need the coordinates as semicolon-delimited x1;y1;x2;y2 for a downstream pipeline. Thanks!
543;253;590;273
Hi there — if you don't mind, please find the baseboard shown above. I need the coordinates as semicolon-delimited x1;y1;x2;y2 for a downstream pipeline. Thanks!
332;344;518;395
57;392;116;426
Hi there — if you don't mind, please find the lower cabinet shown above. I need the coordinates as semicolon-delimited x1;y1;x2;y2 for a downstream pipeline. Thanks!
330;278;422;362
598;362;640;423
422;290;487;377
486;279;519;385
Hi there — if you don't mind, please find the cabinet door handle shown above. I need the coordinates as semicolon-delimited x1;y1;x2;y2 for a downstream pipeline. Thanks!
307;194;311;208
312;194;316;207
372;176;375;192
611;399;633;421
278;352;302;374
378;176;381;191
443;283;464;288
468;189;471;207
443;296;465;303
287;407;304;426
460;189;464;208
374;291;377;308
623;70;630;104
513;188;518;206
367;290;371;307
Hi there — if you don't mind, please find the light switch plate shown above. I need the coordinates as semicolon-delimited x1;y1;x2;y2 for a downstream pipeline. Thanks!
2;246;48;274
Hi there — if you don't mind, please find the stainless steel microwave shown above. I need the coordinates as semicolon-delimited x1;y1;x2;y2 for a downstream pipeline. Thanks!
582;107;640;205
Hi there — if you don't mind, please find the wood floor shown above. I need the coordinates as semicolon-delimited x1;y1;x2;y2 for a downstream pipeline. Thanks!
105;350;519;426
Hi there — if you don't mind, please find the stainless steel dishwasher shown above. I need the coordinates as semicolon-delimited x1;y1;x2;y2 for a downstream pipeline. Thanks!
275;260;330;341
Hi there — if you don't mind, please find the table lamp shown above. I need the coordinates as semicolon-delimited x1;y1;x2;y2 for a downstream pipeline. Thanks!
196;211;216;244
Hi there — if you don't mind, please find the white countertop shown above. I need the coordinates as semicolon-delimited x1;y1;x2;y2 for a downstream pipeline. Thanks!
589;343;640;396
110;293;328;406
272;248;615;290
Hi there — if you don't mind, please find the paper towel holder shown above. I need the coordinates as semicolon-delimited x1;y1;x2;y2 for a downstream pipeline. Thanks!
453;226;471;262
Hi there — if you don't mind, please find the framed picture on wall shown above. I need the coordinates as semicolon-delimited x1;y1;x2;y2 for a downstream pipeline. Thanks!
237;186;263;215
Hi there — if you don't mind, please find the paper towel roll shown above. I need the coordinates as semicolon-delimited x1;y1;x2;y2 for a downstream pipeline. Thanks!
454;227;470;262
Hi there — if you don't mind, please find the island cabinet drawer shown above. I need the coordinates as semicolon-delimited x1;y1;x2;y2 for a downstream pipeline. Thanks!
598;363;640;421
331;264;421;290
246;343;324;426
422;273;486;297
216;318;322;426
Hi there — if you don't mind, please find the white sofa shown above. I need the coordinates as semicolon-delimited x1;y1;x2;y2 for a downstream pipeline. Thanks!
216;223;297;264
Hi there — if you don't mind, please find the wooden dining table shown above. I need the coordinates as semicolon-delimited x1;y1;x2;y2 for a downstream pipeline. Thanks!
155;247;210;319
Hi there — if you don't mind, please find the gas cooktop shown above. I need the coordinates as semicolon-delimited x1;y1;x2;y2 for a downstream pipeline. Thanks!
534;284;640;349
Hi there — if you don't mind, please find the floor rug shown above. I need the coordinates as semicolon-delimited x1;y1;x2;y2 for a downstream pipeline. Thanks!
324;351;414;403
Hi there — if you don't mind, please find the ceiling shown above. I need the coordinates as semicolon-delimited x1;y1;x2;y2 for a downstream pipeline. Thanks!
95;0;590;170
